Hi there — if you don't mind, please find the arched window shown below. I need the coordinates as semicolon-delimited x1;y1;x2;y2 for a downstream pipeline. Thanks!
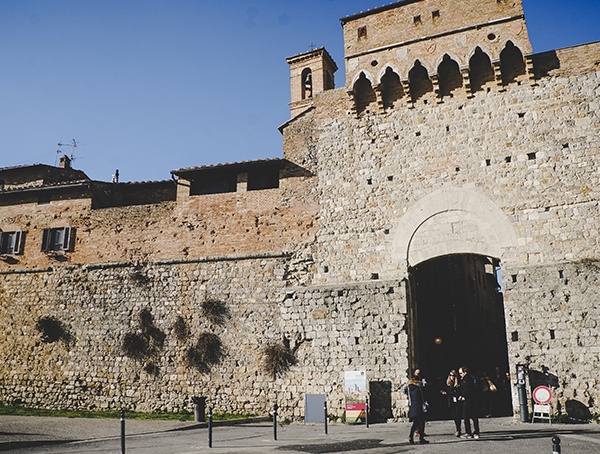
437;54;462;98
408;60;433;103
469;47;495;93
380;67;404;109
302;68;313;99
353;72;376;115
500;41;525;85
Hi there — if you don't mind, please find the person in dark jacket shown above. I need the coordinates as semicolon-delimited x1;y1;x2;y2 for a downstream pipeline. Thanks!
458;366;480;439
441;369;463;436
406;376;430;444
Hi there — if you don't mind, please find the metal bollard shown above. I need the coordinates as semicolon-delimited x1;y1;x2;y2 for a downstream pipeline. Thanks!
208;407;213;448
552;435;561;454
365;398;369;428
120;410;125;454
273;403;278;441
324;400;328;435
192;396;206;422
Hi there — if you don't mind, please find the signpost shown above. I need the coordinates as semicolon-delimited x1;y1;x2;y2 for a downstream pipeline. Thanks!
532;385;553;423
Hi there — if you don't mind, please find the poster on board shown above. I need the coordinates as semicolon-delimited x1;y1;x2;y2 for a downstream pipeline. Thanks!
344;370;367;424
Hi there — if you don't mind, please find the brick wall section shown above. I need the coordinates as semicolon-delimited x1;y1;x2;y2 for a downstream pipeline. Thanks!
553;42;600;77
0;176;318;269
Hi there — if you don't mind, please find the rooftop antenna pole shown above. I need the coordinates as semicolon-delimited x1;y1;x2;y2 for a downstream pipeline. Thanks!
56;139;81;165
57;139;78;159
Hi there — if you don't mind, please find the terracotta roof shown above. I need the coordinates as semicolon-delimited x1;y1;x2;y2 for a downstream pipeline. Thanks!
171;158;285;177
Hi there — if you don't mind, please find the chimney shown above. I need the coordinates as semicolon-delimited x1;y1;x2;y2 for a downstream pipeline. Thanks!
59;155;71;169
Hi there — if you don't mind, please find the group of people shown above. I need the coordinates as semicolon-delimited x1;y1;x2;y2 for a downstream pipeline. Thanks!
441;367;480;439
404;366;508;444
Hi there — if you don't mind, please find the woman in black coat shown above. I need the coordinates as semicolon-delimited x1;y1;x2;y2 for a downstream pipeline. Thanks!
406;376;430;444
441;370;463;436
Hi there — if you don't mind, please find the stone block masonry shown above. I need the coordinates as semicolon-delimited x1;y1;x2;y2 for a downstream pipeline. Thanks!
1;0;599;421
504;261;600;410
0;257;291;414
0;260;411;419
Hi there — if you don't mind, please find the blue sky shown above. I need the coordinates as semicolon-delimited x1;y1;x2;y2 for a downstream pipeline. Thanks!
1;0;598;182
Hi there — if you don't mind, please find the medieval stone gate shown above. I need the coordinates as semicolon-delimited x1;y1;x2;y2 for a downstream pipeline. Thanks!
1;0;599;420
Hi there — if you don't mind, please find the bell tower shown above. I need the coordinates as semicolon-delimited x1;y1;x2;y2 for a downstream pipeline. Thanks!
286;47;338;118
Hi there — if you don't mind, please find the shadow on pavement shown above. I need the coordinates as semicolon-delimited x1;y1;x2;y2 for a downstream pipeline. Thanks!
0;440;76;452
280;438;406;453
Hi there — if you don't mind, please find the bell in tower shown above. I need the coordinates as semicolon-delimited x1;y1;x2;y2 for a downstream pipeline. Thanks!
303;70;313;99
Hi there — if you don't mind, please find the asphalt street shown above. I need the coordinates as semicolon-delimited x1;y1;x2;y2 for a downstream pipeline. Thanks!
1;416;600;454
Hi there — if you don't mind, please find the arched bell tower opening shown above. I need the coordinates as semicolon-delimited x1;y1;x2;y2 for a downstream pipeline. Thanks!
407;253;513;420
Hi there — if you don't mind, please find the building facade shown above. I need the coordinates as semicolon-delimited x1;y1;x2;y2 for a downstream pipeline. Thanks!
1;0;599;421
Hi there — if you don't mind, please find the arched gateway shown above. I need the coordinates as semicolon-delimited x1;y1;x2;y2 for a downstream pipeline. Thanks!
394;187;518;419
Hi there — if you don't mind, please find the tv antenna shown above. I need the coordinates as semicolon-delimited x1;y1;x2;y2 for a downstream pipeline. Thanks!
55;139;81;165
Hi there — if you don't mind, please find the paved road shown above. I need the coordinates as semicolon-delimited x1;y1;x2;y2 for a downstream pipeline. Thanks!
1;416;599;453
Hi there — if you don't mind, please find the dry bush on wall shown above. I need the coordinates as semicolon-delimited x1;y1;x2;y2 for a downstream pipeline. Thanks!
172;315;189;341
35;316;73;344
139;308;166;350
186;332;224;374
122;332;149;360
201;299;230;326
262;342;297;379
121;308;166;374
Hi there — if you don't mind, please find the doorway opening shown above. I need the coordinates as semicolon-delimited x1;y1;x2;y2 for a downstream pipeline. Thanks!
407;254;513;420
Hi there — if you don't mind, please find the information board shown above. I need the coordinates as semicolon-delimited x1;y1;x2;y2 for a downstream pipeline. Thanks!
344;370;367;424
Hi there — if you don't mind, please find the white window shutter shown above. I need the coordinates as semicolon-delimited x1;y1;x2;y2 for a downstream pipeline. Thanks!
13;231;24;255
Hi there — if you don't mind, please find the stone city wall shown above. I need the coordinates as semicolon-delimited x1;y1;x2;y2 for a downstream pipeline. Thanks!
0;257;290;414
504;260;600;411
0;257;412;419
280;280;408;419
290;69;600;284
281;59;600;413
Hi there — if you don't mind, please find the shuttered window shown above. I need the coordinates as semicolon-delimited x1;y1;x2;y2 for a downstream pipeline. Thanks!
41;227;75;252
0;230;25;255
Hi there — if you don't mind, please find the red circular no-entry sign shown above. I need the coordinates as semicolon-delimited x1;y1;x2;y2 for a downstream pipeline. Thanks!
533;385;552;404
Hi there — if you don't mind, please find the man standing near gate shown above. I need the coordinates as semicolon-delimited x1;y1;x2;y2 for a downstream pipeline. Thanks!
458;366;481;439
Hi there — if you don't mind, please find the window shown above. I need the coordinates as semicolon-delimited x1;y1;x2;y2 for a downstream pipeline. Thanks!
0;230;25;255
358;26;367;39
247;166;279;191
413;15;422;25
190;171;237;195
38;192;51;204
41;227;75;253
